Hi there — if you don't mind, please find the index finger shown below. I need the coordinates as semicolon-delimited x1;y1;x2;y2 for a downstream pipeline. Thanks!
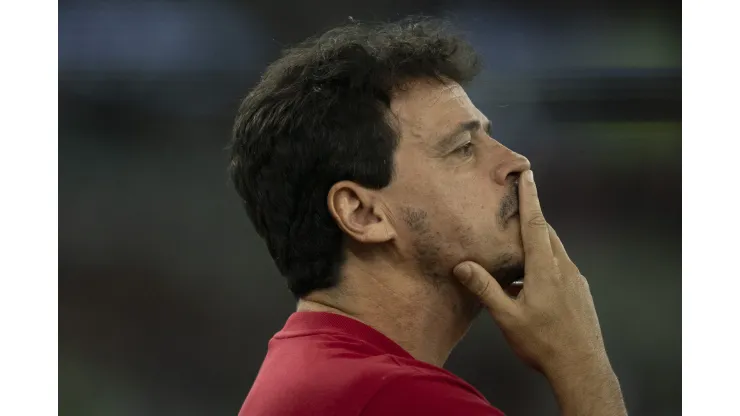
547;224;581;277
518;170;554;275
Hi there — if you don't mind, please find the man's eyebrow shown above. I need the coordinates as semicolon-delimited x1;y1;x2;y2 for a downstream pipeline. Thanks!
435;119;490;151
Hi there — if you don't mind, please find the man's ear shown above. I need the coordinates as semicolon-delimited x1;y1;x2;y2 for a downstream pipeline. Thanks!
327;181;396;244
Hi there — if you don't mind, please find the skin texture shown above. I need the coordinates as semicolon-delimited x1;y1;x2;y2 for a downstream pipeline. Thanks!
298;78;530;366
298;77;627;415
453;172;627;416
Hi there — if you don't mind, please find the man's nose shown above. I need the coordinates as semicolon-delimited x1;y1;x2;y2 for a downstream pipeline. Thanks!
491;147;531;186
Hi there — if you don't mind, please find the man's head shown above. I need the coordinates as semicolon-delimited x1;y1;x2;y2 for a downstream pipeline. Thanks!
230;18;530;299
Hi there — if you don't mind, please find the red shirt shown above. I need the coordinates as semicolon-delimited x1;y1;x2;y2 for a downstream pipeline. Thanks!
238;311;505;416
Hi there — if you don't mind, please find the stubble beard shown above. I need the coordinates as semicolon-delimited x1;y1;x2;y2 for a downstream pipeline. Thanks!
401;203;524;316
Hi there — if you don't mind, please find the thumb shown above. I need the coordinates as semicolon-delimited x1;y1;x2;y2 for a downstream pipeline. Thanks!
453;261;515;315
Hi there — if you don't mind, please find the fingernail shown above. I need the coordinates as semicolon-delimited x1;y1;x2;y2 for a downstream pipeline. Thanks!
454;264;471;279
525;170;534;182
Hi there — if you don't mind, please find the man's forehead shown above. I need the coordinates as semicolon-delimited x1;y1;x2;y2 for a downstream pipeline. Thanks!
390;80;479;143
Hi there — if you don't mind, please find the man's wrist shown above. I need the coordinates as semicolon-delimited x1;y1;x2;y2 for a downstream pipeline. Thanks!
544;354;626;416
543;349;612;381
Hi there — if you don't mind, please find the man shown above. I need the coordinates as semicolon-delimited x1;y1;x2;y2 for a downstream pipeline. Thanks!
229;17;627;416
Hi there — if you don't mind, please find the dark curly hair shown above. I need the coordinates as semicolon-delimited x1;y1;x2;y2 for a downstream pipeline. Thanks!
229;17;482;298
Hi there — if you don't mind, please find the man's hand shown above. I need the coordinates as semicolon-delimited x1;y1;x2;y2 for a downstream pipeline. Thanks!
452;170;627;416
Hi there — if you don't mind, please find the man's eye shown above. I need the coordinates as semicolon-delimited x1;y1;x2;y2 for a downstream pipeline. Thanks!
456;142;474;157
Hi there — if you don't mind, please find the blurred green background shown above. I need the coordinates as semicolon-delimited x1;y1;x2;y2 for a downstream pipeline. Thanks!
59;0;680;414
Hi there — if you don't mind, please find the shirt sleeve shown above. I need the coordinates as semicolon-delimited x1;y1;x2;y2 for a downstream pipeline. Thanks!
360;373;506;416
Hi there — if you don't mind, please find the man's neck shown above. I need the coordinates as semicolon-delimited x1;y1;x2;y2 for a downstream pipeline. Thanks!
296;261;480;368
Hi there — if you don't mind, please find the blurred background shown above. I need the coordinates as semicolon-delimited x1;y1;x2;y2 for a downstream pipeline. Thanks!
59;0;680;415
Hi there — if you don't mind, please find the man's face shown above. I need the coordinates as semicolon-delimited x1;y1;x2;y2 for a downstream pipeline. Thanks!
380;79;531;289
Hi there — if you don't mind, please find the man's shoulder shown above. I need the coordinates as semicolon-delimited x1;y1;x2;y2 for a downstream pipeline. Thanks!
360;368;506;416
